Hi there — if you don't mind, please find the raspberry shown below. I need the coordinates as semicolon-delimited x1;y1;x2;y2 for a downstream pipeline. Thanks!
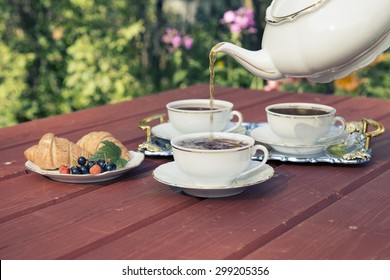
59;165;70;174
89;164;102;174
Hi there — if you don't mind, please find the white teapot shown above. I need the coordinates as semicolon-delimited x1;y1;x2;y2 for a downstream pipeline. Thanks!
212;0;390;82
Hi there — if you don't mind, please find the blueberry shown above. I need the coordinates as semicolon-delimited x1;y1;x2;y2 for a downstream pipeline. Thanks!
77;156;87;166
80;165;90;174
87;161;95;168
96;159;106;167
70;166;81;174
105;163;117;171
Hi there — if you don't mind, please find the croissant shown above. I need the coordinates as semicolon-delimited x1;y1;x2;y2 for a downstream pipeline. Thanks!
76;131;130;161
24;133;91;170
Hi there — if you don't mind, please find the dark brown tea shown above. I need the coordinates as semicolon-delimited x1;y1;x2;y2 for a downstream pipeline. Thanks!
176;106;218;111
269;107;329;116
177;137;247;150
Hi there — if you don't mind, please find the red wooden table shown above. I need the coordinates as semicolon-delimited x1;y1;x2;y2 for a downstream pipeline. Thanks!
0;84;389;260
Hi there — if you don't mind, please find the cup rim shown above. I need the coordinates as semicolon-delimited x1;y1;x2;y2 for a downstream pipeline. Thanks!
265;102;336;118
166;99;233;113
171;132;254;153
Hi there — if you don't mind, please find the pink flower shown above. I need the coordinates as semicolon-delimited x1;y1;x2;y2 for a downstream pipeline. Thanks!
161;27;193;51
236;8;250;28
220;7;257;35
183;35;193;50
264;80;281;91
162;34;170;44
248;27;257;34
229;23;242;34
264;78;296;91
221;10;236;24
235;15;250;29
171;35;182;48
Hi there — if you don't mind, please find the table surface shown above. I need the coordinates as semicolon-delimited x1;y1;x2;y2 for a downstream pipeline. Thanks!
1;84;389;260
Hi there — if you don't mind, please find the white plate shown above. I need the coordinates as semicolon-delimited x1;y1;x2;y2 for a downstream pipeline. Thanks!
153;161;274;198
151;122;246;140
25;151;145;183
250;123;347;155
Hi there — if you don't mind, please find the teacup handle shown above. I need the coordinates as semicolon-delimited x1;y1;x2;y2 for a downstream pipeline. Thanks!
333;116;346;135
235;144;269;179
318;116;347;143
224;110;243;132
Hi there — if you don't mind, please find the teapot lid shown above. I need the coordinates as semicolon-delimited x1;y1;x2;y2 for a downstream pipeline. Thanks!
267;0;327;24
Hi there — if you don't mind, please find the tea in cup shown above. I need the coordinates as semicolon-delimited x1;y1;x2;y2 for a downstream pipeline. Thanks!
265;102;346;145
166;99;243;134
171;132;269;186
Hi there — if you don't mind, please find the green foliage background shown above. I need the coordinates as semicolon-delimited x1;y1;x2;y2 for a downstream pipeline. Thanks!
0;0;388;127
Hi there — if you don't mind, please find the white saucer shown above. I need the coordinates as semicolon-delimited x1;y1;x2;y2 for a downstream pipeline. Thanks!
153;161;274;198
151;122;246;140
250;123;347;155
25;151;145;183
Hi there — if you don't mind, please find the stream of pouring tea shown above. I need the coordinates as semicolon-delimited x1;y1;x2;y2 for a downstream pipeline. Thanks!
208;47;217;140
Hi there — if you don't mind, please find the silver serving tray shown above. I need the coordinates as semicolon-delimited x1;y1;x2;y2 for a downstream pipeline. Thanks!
138;119;384;165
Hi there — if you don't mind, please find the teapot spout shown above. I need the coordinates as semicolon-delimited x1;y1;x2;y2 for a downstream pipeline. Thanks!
211;42;283;80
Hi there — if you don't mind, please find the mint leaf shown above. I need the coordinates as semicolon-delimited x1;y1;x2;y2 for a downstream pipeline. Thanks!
89;140;128;168
114;157;128;168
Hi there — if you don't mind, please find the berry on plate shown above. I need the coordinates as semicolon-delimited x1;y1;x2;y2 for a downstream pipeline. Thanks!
90;164;102;174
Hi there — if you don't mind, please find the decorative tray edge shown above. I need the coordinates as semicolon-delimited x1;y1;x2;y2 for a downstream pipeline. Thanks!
137;116;384;164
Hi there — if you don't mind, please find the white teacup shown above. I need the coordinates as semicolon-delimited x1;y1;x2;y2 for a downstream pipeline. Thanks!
171;132;269;187
166;99;243;134
265;102;346;145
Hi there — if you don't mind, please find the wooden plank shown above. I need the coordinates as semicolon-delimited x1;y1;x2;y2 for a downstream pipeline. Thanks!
244;168;390;260
0;173;200;259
